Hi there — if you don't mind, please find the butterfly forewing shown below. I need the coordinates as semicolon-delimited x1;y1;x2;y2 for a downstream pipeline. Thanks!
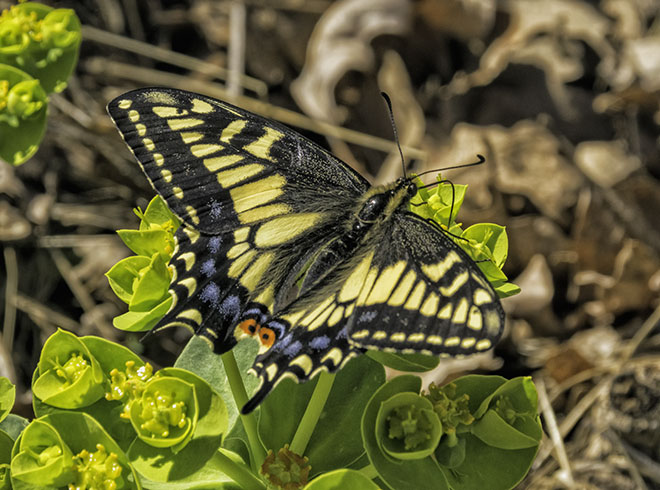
107;88;368;235
347;213;504;355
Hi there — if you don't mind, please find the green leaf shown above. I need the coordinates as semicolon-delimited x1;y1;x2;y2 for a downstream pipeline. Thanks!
473;376;538;419
175;336;260;433
117;229;175;259
0;414;29;441
106;255;153;304
462;223;508;268
304;469;381;489
0;65;47;165
361;376;449;490
81;335;144;376
0;378;15;423
129;449;244;489
366;351;439;372
0;3;81;94
430;181;467;225
471;410;540;450
129;253;171;311
459;224;509;283
33;392;136;452
32;329;106;409
434;436;466;468
259;355;385;476
140;196;181;232
0;430;14;464
431;376;541;490
113;296;173;332
494;281;521;298
441;433;538;490
449;375;508;414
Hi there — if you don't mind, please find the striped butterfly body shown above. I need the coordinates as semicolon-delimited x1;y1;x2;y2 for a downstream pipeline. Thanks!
107;88;504;413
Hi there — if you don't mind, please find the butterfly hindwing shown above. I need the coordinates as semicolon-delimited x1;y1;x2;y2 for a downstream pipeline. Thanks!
155;226;249;353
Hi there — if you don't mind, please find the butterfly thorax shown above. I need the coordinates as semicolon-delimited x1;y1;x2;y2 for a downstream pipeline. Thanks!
351;178;418;235
296;178;417;297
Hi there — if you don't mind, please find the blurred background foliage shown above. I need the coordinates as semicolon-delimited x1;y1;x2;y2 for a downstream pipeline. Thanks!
0;0;659;488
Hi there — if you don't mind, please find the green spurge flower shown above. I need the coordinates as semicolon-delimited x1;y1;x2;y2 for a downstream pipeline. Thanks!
0;78;44;126
11;419;75;487
138;392;187;437
376;391;442;460
129;376;197;448
106;361;154;419
0;65;47;164
32;329;105;409
410;176;521;298
426;382;475;447
0;2;81;93
388;403;434;450
70;444;123;490
261;445;310;490
107;196;181;332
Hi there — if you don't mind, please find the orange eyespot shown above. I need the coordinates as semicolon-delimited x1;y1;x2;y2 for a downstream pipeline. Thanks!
238;318;259;336
258;327;276;349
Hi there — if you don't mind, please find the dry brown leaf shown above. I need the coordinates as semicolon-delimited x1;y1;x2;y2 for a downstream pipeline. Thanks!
505;254;554;316
416;0;496;40
291;0;411;122
574;140;641;188
444;0;614;116
425;120;584;218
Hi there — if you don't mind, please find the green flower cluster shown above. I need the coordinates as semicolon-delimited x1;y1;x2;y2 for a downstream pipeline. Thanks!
261;445;311;490
363;374;542;489
0;328;231;489
0;1;80;165
106;196;181;332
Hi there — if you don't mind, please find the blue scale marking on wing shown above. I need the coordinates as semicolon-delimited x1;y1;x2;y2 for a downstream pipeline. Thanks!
158;228;266;352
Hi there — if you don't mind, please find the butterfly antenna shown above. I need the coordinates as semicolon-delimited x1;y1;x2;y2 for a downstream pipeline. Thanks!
415;154;485;179
380;92;406;178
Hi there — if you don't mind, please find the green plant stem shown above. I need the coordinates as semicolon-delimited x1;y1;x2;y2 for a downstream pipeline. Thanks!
215;449;266;490
357;463;378;480
289;370;336;455
221;350;266;467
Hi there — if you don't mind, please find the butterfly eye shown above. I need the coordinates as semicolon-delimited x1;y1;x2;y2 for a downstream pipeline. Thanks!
238;318;259;336
258;327;276;349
